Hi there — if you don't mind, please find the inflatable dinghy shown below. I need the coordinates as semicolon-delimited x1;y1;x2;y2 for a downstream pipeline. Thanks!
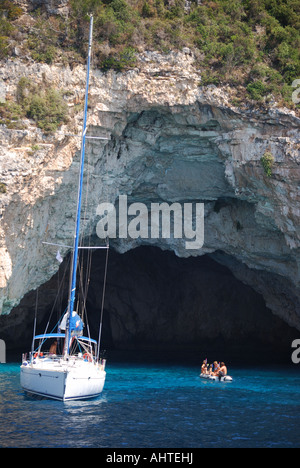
200;373;233;382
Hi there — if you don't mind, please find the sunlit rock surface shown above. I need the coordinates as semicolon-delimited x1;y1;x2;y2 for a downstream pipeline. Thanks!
0;51;299;345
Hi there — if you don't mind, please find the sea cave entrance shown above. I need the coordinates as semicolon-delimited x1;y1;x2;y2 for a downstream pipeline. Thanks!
2;246;297;364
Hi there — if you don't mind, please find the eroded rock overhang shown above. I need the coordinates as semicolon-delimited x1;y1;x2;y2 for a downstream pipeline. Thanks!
0;53;299;332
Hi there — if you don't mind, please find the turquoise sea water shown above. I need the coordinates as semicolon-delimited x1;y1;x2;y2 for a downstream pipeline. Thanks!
0;361;299;448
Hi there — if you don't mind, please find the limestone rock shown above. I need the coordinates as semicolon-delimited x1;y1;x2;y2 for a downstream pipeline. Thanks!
0;53;299;334
14;0;69;15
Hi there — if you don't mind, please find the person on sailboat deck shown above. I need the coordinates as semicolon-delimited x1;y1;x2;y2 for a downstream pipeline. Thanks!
49;340;57;355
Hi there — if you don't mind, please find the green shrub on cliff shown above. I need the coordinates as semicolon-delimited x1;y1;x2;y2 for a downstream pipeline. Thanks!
27;89;68;133
15;78;68;133
0;36;9;59
100;46;136;71
0;0;23;20
0;0;23;57
261;151;275;177
0;183;7;194
0;101;24;128
247;81;268;101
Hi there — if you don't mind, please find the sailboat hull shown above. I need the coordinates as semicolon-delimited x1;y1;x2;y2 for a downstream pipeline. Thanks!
21;358;106;401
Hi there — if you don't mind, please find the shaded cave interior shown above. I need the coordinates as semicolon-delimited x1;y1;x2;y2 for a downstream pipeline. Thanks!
1;246;297;364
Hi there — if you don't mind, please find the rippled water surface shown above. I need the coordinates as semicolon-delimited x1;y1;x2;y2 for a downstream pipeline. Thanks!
0;362;299;448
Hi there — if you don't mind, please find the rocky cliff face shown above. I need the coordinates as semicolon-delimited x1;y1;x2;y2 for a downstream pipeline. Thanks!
0;49;299;343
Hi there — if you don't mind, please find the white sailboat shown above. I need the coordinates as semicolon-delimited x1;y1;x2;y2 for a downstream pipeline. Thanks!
20;16;108;401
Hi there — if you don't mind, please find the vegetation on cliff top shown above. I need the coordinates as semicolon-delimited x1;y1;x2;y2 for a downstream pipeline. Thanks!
0;0;299;115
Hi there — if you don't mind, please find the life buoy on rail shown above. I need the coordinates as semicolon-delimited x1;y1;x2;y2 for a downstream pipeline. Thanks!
83;353;93;362
34;352;43;358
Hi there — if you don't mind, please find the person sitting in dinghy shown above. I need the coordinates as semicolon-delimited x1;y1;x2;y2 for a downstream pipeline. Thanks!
201;361;208;375
213;361;220;376
218;362;227;379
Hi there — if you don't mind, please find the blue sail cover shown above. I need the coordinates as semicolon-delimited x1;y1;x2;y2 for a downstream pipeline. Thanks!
70;312;84;336
59;312;83;336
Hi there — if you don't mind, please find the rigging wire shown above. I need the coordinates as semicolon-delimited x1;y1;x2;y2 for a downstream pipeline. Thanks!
42;255;71;336
31;288;39;354
75;18;110;360
97;240;109;362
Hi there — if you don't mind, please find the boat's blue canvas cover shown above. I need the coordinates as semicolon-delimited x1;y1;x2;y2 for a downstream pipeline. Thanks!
70;312;84;336
34;333;65;340
34;334;97;345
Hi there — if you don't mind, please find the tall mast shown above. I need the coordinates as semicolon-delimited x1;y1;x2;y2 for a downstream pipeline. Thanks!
64;15;94;357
